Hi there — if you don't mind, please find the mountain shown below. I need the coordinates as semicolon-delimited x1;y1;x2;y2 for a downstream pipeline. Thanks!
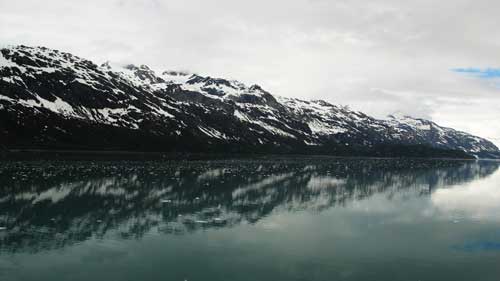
0;45;498;158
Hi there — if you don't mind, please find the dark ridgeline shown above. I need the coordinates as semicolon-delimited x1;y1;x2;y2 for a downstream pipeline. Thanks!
0;45;499;159
0;159;498;253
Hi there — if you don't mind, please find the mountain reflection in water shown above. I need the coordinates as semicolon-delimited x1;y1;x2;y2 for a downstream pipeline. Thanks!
0;159;498;254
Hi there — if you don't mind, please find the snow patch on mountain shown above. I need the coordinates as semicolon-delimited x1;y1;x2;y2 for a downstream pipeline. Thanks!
0;52;17;68
308;119;347;135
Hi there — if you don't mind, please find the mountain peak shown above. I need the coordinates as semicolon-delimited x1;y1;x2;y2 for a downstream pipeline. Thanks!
162;70;190;77
124;64;151;71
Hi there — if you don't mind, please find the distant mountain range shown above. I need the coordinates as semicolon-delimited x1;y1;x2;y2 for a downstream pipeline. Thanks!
0;45;498;158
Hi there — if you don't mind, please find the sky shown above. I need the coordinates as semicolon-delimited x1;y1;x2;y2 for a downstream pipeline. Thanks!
1;0;499;146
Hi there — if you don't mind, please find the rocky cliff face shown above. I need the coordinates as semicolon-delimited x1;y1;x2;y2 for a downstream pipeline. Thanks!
0;45;498;158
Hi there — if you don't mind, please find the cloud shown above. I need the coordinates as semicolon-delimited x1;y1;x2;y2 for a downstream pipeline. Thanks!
1;0;499;145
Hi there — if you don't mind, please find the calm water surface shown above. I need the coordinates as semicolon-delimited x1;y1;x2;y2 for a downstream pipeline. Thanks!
0;158;500;281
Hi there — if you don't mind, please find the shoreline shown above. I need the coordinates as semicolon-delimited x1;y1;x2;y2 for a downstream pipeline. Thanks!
0;148;482;161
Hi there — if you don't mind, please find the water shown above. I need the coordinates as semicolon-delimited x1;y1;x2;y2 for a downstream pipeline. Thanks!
0;158;499;281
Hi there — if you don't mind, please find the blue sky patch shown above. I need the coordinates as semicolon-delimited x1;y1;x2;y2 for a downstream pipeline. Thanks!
452;68;500;78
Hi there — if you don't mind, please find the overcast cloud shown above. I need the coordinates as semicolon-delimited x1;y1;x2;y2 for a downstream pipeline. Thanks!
1;0;499;145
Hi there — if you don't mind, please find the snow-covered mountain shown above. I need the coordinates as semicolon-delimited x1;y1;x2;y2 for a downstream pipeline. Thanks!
0;45;498;158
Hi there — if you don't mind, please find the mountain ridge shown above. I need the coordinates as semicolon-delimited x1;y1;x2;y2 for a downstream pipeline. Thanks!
0;45;498;158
